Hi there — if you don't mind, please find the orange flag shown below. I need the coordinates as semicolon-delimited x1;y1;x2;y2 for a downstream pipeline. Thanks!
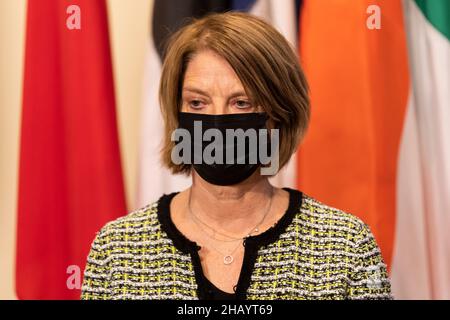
297;0;410;267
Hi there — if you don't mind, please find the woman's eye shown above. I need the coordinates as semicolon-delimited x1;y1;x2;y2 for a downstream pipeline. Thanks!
235;100;251;109
188;100;205;109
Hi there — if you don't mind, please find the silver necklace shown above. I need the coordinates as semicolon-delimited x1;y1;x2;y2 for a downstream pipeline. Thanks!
187;187;274;265
203;237;243;265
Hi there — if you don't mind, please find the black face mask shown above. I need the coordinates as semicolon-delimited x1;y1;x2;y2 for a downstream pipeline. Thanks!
177;112;269;186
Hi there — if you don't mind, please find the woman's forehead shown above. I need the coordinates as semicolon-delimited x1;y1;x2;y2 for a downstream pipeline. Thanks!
183;50;247;96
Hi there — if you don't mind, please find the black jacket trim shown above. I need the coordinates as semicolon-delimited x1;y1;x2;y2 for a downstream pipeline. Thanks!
156;188;303;300
235;188;302;299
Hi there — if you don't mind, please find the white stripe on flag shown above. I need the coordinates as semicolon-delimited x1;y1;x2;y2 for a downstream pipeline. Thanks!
250;0;298;189
392;92;432;299
392;0;450;299
136;35;190;208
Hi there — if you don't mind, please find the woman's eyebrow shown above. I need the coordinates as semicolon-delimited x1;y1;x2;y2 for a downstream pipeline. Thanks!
228;91;248;99
182;87;209;96
182;86;248;99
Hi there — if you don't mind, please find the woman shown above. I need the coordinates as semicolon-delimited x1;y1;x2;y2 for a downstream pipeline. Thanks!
81;12;392;300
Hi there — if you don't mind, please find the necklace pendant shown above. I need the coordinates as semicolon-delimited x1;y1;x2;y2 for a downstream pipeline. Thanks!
223;255;234;265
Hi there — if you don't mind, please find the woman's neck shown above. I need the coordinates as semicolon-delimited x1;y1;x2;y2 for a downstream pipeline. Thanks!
188;171;274;236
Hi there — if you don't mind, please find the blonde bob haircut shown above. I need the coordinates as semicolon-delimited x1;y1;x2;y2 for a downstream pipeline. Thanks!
159;11;310;175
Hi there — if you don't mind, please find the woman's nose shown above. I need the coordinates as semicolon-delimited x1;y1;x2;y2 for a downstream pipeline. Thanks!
208;101;229;115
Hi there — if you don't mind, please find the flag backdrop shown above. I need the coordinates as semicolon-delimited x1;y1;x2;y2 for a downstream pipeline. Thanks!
391;0;450;299
5;0;449;299
17;0;127;299
297;0;410;271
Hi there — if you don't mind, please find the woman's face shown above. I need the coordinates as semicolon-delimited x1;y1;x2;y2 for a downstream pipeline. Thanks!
181;49;260;114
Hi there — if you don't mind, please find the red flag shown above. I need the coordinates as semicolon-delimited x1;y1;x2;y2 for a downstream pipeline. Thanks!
17;0;126;299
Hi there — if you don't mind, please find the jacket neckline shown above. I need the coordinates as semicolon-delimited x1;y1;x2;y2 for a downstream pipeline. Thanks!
157;187;303;299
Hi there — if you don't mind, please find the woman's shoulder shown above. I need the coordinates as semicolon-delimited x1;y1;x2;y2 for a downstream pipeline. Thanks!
291;191;391;299
94;199;162;241
296;191;374;244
